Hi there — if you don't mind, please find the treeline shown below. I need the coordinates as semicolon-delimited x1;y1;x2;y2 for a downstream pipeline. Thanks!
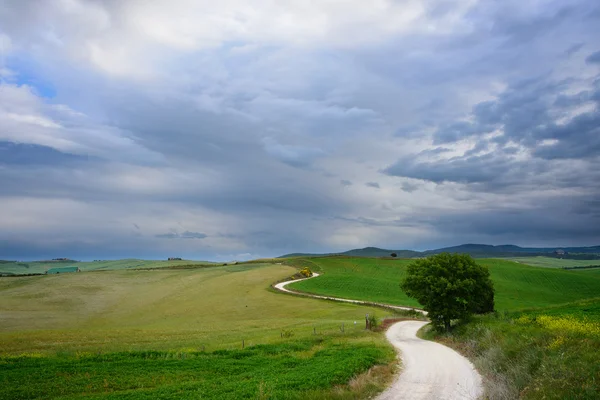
562;265;600;270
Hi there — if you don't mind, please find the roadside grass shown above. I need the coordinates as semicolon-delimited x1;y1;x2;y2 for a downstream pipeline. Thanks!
0;262;401;399
285;257;600;311
507;256;600;269
419;298;600;399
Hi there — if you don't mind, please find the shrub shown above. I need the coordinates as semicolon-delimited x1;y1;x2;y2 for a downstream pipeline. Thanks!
367;313;378;331
299;267;313;278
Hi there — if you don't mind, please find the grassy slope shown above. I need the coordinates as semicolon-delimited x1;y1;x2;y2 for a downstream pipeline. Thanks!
287;257;600;311
287;258;418;306
422;298;600;399
0;263;398;399
0;263;395;354
0;259;219;275
507;256;600;268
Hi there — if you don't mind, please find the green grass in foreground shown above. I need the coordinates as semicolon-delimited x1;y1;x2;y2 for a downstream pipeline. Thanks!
286;257;600;311
0;263;398;399
421;298;600;399
507;256;600;269
0;337;394;400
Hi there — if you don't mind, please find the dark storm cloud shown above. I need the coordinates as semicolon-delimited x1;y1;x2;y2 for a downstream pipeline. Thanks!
586;50;600;64
0;141;91;166
366;182;380;189
386;63;600;188
385;152;517;185
408;198;600;244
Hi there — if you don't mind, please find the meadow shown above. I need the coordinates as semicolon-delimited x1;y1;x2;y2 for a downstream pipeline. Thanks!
285;257;600;311
0;259;219;276
508;256;600;269
0;263;399;399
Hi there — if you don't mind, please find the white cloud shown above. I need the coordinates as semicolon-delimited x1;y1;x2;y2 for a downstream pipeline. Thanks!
0;83;163;163
0;0;479;79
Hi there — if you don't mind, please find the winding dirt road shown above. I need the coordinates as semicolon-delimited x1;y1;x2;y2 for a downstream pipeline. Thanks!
274;273;483;400
274;273;425;314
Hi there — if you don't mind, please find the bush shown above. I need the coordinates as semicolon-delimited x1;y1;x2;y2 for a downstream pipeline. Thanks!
367;313;378;331
299;267;313;278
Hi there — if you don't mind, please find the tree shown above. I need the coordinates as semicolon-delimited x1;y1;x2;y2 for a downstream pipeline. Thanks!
401;253;494;332
390;253;397;257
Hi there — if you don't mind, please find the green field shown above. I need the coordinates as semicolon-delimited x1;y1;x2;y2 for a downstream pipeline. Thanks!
283;256;600;398
507;256;600;269
286;257;600;311
0;262;400;399
0;259;220;276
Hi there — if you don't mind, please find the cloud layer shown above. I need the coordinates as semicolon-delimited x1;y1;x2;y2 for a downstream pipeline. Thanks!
1;0;599;260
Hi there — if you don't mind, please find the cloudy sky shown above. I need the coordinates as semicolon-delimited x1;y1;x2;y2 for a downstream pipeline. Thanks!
1;0;599;260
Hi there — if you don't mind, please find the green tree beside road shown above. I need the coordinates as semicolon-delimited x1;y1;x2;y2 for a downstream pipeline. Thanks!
401;253;494;332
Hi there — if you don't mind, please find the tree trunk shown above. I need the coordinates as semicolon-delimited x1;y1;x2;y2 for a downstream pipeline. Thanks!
444;318;451;332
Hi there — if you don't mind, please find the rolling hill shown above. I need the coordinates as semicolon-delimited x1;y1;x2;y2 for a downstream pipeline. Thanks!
280;244;600;259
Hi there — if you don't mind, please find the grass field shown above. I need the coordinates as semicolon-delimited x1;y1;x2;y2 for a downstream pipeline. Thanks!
0;262;399;399
507;256;600;269
0;259;220;276
286;257;600;311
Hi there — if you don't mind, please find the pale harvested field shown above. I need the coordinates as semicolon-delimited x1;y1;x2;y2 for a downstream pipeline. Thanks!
0;263;387;355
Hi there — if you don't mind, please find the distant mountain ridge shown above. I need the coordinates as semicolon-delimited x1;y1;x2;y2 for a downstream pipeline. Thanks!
279;244;600;259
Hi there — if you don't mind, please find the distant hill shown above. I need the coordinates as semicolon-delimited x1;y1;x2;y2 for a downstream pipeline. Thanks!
279;244;600;259
423;243;600;253
280;247;420;259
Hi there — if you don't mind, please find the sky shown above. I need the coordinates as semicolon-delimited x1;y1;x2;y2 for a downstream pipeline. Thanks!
1;0;600;261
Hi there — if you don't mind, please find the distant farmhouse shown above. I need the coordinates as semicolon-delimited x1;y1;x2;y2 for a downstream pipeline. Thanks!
554;249;567;257
168;257;183;261
46;266;80;274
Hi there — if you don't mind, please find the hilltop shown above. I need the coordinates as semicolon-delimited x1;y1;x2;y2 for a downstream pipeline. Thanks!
279;244;600;259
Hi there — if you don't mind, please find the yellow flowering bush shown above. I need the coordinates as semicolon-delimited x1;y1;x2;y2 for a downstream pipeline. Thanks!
299;267;313;278
536;315;600;335
516;314;600;336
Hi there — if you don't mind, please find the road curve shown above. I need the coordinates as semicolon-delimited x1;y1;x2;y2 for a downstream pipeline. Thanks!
274;272;483;400
378;320;482;400
274;273;426;315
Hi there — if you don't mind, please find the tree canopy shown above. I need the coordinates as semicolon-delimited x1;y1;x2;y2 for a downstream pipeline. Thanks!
401;253;494;332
